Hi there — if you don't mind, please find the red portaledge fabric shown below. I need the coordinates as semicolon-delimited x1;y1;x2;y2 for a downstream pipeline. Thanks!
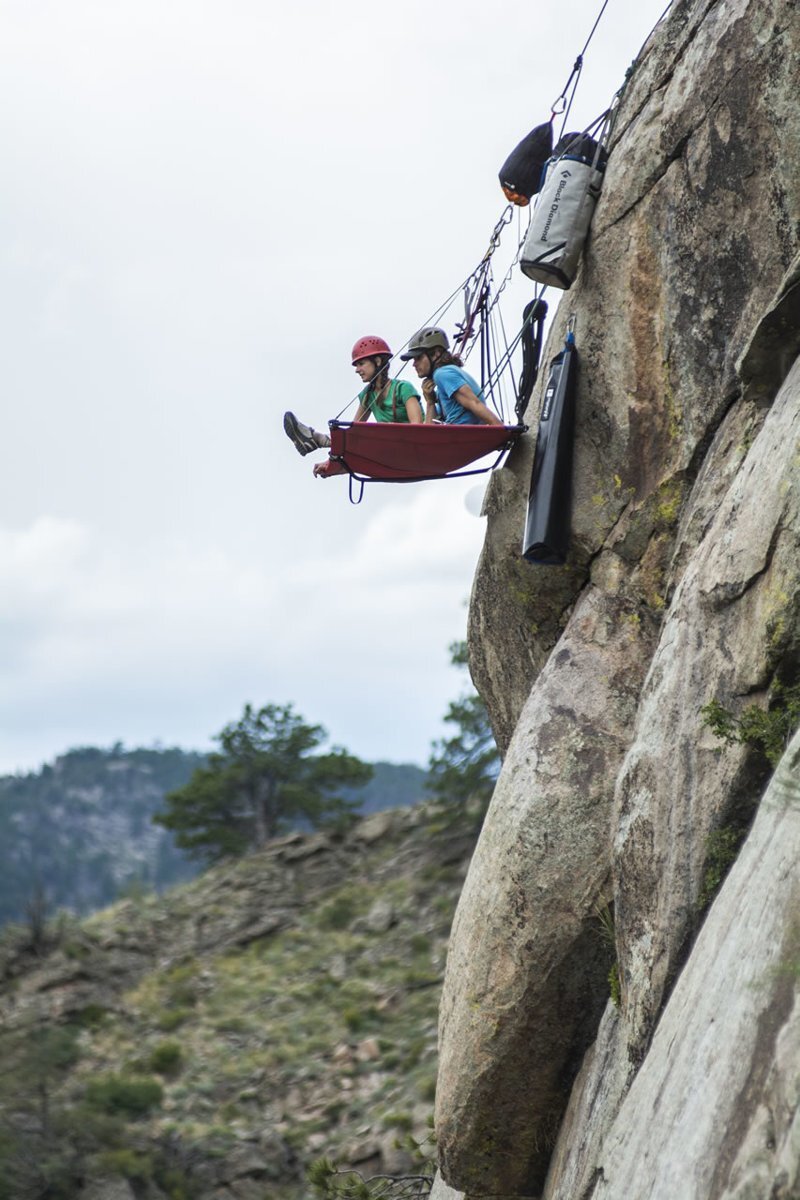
315;421;524;482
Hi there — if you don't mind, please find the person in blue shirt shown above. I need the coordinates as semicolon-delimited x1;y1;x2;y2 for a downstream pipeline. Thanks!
399;327;503;426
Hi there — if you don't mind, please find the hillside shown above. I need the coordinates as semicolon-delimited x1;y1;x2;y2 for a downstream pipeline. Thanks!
0;747;428;927
0;801;475;1200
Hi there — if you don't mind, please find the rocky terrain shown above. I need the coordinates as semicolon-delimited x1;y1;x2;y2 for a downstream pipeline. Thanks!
0;746;427;926
435;0;800;1196
0;803;475;1200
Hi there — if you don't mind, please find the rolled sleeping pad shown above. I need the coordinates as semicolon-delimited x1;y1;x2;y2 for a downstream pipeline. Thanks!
516;297;549;418
522;333;577;564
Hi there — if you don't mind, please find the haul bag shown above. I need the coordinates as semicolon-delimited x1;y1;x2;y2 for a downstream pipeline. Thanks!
325;421;523;482
522;334;577;564
498;121;554;206
520;132;607;289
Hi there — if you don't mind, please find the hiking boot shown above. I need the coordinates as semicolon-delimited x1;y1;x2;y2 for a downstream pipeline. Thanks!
283;412;319;456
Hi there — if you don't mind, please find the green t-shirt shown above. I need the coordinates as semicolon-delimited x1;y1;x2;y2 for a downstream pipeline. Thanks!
359;378;420;423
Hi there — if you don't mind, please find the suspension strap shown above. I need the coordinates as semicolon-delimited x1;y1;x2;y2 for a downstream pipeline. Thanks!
348;474;365;505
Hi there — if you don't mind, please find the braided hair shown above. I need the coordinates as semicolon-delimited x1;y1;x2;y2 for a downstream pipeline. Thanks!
362;355;393;415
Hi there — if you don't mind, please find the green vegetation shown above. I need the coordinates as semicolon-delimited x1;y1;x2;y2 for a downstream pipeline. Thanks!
697;826;747;913
0;1023;86;1198
148;1040;184;1077
155;703;372;861
318;889;362;931
427;642;500;814
593;904;621;1008
308;1152;434;1200
0;670;480;1196
85;1074;164;1117
697;681;800;911
0;803;467;1196
701;680;800;767
95;1148;153;1184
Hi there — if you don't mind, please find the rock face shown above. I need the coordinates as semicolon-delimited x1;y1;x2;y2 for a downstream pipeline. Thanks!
437;0;800;1195
593;732;800;1199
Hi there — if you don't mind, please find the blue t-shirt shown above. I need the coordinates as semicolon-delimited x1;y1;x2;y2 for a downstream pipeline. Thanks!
432;365;483;425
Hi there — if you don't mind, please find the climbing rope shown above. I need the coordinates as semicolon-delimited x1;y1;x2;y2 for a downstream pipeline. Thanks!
549;0;611;139
331;0;676;430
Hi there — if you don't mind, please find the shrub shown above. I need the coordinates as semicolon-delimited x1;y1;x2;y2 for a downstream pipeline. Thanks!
697;827;745;912
158;1008;192;1032
342;1006;366;1033
96;1148;153;1183
149;1040;184;1077
71;1004;108;1029
318;892;359;931
701;680;800;767
342;1004;381;1033
85;1074;164;1118
382;1111;414;1131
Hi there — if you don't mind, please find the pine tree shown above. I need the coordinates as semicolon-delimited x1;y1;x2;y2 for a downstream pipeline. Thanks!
427;642;500;812
154;703;372;861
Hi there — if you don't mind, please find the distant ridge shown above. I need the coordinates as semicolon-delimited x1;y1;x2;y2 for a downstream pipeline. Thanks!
0;747;428;927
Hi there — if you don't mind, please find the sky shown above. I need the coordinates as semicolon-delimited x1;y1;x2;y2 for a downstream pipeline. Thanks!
0;0;670;775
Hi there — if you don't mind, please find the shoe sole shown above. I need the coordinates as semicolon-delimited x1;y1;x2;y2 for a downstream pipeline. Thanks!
283;412;316;456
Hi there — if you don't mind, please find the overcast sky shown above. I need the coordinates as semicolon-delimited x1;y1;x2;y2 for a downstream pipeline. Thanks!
0;0;670;775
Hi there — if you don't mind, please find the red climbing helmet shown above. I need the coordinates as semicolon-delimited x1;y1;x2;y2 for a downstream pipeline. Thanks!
351;335;392;364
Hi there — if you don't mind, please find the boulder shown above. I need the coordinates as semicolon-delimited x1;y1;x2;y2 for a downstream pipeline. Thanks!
353;810;396;843
437;587;654;1194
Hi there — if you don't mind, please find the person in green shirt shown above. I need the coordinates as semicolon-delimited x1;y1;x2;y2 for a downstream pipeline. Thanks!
284;335;422;475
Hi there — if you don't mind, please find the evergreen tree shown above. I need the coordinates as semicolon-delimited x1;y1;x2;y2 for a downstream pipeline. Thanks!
427;642;500;811
154;703;372;861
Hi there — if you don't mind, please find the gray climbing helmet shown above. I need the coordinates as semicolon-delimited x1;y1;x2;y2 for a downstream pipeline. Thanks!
400;327;450;360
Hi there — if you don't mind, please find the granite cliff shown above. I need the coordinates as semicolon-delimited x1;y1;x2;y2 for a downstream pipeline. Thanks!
435;0;800;1196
